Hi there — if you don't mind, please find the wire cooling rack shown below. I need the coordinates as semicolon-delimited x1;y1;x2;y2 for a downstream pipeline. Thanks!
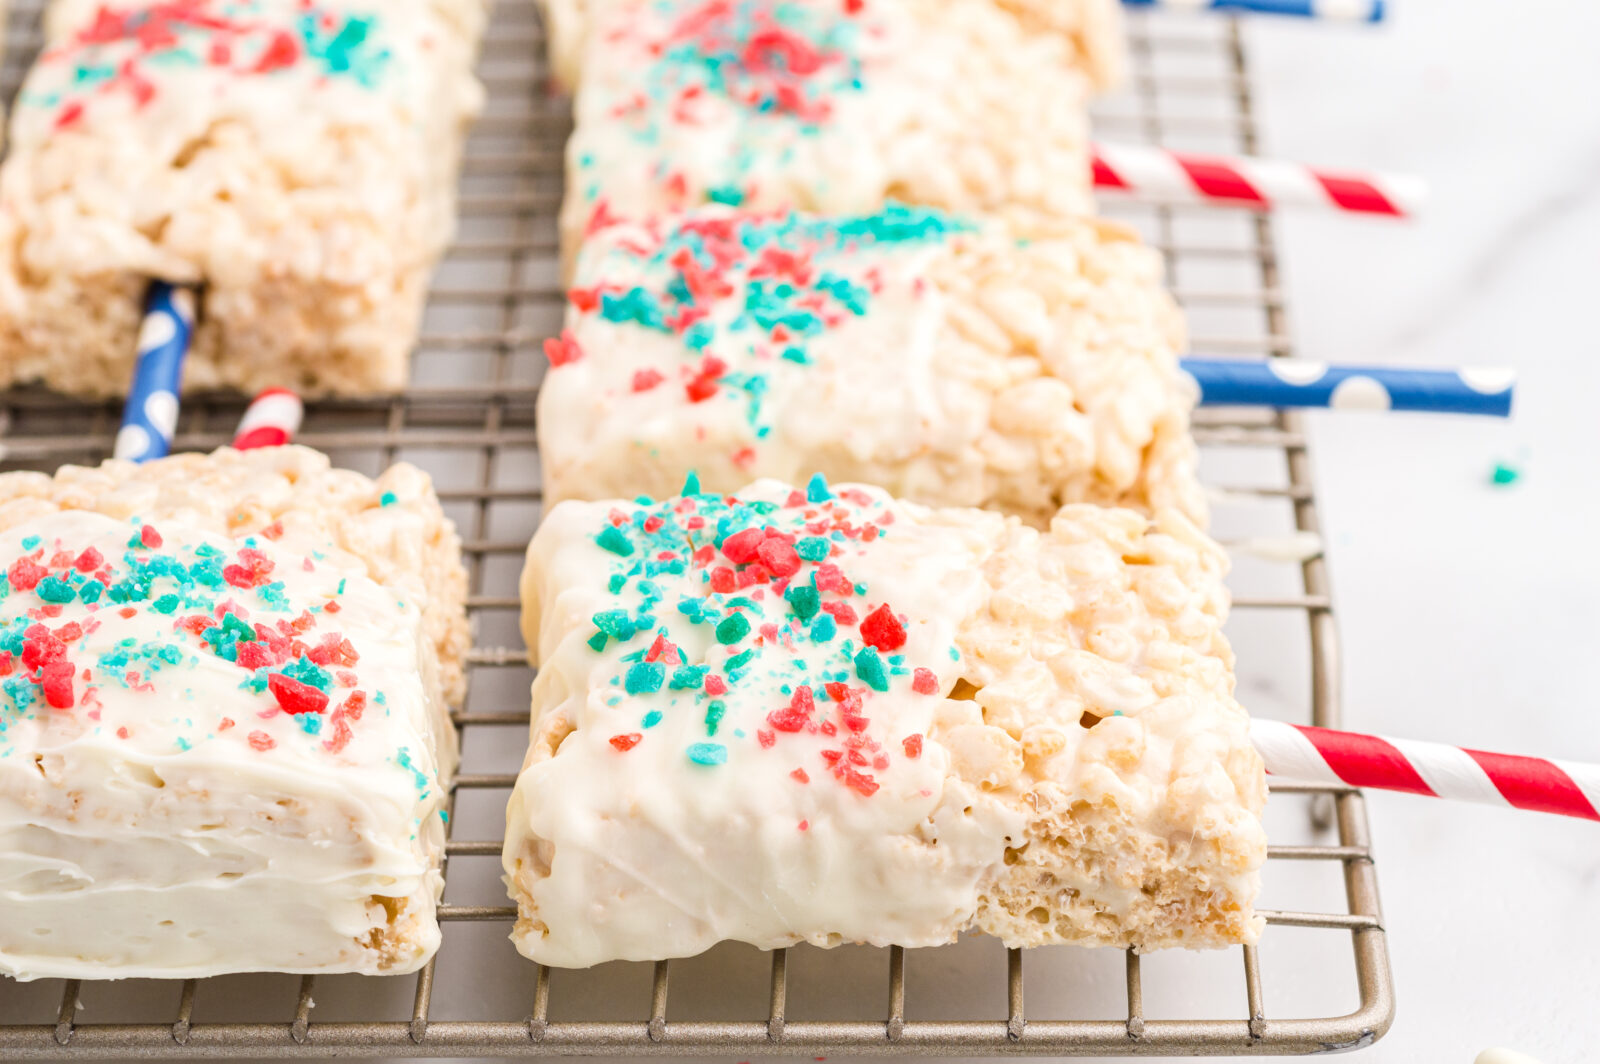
0;0;1394;1057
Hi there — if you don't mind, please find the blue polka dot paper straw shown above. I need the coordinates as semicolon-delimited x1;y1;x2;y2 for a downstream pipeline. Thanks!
1122;0;1385;21
114;283;196;463
1180;359;1515;417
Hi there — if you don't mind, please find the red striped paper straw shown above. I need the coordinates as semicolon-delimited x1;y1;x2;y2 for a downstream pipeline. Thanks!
232;388;303;450
1251;719;1600;821
1093;142;1427;218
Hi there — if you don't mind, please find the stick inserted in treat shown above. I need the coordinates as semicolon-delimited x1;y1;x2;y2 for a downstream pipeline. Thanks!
1252;720;1599;821
232;388;304;450
1093;143;1423;217
113;283;195;463
1122;0;1385;21
1182;359;1515;416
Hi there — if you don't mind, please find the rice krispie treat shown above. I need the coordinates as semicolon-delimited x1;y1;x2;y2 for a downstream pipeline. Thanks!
0;446;470;704
0;0;487;398
0;509;456;980
504;477;1265;967
550;0;1100;270
540;205;1202;527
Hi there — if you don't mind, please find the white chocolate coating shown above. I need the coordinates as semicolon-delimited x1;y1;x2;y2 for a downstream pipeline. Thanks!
505;479;1265;968
0;0;487;396
540;206;1202;527
553;0;1096;268
0;512;456;981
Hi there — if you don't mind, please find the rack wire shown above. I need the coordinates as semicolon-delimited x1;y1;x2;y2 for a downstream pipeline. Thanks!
0;0;1394;1056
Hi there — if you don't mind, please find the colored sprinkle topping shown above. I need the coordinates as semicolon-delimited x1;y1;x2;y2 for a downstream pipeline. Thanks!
588;474;944;798
563;205;965;457
578;0;868;222
0;520;389;770
25;0;396;131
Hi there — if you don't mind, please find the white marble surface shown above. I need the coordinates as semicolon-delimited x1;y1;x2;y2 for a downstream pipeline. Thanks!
1244;1;1600;1059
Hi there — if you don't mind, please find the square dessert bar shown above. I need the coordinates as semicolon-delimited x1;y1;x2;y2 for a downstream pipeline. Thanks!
539;205;1203;527
0;447;467;981
504;477;1265;967
550;0;1106;269
0;0;487;398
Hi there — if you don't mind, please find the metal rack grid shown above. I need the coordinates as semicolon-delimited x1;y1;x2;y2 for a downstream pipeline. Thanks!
0;0;1394;1056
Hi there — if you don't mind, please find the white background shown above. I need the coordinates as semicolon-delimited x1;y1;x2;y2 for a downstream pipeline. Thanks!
1241;1;1600;1058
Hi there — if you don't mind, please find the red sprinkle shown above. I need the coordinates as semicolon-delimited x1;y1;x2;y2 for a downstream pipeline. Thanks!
756;538;801;577
911;668;939;696
797;819;809;831
757;728;776;749
631;368;665;392
610;733;642;752
73;547;103;572
819;600;858;626
813;563;851;594
791;768;810;783
709;566;737;593
235;640;275;671
860;605;907;652
22;631;66;670
903;734;924;758
248;731;276;752
705;675;728;696
253;28;299;72
767;685;814;732
543;329;585;367
268;673;329;716
117;726;131;740
7;557;47;592
40;661;75;709
218;718;236;731
139;525;163;548
720;528;766;564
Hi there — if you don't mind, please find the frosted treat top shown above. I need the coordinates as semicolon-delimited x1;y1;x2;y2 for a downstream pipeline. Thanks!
541;204;1196;522
0;510;448;824
515;474;1024;964
549;205;969;458
10;0;474;156
563;0;1094;230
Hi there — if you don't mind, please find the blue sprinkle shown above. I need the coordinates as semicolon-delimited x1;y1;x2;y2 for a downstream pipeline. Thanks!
669;665;707;690
596;525;635;556
625;661;666;694
687;742;727;766
806;473;833;502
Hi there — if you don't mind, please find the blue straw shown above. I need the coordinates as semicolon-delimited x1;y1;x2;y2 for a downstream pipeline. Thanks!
1181;359;1514;417
114;282;196;463
1122;0;1385;22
